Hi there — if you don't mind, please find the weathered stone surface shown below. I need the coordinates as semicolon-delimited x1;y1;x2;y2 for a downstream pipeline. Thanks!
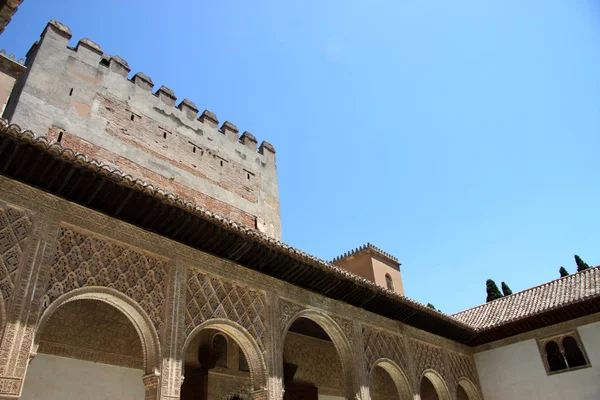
5;22;281;238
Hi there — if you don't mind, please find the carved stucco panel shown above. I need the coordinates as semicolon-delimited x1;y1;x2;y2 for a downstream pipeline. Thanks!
38;299;143;369
278;299;304;333
44;226;169;334
363;325;408;373
447;351;478;388
0;201;33;314
207;372;252;400
332;315;354;346
185;269;266;349
283;332;344;393
409;339;449;384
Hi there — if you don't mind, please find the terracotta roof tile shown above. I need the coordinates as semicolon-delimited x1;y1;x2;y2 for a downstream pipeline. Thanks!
0;120;466;329
452;266;600;330
4;119;599;341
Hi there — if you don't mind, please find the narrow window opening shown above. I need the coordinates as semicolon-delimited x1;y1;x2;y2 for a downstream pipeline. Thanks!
385;273;394;291
254;218;259;229
99;58;109;67
130;114;135;121
69;88;73;96
563;336;587;368
192;146;196;153
247;173;250;180
546;341;567;372
220;160;224;167
163;132;167;139
57;131;63;143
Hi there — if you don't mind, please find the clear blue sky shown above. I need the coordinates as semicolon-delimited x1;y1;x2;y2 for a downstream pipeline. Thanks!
3;1;600;314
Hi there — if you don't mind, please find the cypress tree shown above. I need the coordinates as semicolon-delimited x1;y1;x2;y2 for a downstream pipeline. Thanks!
559;266;569;277
501;282;513;296
486;279;503;303
574;255;590;272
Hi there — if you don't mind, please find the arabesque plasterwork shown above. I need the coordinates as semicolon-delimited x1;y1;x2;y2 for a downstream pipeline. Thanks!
362;324;409;373
447;351;479;390
0;175;484;400
0;201;33;315
185;269;266;350
44;225;169;334
409;339;450;391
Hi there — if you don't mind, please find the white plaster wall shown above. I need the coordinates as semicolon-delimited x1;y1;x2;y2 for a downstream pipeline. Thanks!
318;396;345;400
475;320;600;400
21;354;145;400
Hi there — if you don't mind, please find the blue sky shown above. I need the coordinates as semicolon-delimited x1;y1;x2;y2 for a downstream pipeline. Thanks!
3;1;600;314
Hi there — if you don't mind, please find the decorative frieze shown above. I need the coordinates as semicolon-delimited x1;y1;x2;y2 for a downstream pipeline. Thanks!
0;376;21;396
0;177;487;400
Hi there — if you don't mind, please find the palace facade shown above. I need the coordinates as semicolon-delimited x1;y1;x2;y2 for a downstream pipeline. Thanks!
0;12;598;400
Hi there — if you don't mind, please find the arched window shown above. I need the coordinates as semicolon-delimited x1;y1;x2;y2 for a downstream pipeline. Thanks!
385;274;394;291
545;340;567;372
563;336;587;368
212;334;228;368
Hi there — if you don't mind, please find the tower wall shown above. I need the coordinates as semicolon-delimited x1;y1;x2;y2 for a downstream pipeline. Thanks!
332;244;404;296
5;20;281;238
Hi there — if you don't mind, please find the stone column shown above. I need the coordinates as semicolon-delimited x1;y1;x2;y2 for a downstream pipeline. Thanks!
0;209;59;399
159;260;188;400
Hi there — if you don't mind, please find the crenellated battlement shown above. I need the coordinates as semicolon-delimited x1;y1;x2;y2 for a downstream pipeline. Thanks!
332;243;400;266
0;49;24;65
6;19;281;239
35;20;275;161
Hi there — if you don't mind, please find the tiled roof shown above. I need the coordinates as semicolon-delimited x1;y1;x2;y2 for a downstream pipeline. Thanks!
452;266;600;330
2;118;600;344
0;120;470;332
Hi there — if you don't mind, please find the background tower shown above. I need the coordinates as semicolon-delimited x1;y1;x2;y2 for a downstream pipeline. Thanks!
332;243;404;296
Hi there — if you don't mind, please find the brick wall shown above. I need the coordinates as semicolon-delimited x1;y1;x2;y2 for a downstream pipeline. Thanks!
96;94;258;204
47;126;257;229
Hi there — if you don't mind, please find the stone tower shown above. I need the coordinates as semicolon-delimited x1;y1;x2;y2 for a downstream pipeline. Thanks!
332;243;405;296
3;20;281;238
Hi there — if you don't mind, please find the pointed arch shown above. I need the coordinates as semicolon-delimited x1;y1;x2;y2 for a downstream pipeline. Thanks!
370;358;412;399
421;369;451;400
33;286;161;376
182;318;267;391
457;378;481;400
282;308;358;399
